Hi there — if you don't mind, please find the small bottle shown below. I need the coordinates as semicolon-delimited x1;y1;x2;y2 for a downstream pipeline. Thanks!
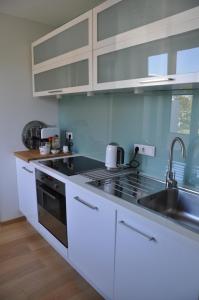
63;145;69;153
48;137;52;149
52;135;60;149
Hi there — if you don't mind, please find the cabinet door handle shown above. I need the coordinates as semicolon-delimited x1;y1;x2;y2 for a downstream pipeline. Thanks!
119;220;156;242
74;196;98;211
22;166;33;174
139;77;175;84
48;90;63;94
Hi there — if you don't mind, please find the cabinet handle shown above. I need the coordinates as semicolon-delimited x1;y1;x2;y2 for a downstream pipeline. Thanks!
74;196;98;211
48;90;63;94
139;77;175;84
22;166;33;174
119;220;156;242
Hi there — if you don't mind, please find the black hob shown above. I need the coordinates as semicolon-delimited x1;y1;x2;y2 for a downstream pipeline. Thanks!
39;156;105;176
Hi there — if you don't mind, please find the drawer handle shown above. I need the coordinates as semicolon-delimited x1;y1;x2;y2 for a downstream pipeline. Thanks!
48;90;63;94
74;196;98;211
22;166;33;174
119;220;156;242
139;77;175;84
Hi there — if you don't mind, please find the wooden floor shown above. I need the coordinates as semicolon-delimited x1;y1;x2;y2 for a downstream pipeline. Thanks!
0;221;103;300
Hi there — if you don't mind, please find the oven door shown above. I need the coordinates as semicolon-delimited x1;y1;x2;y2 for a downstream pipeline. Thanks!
37;182;68;247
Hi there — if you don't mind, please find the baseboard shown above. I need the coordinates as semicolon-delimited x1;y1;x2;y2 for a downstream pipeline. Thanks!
0;216;26;226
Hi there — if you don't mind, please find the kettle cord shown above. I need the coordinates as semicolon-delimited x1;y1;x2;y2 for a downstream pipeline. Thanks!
129;147;140;169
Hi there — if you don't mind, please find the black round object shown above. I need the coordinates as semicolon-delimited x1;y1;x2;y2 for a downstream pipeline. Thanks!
22;120;46;149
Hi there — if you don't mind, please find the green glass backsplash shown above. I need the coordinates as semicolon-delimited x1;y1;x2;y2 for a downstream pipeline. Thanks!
59;90;199;189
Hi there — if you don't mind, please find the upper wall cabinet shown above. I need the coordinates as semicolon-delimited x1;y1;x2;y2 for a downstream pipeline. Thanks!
32;0;199;96
93;0;199;49
93;0;199;91
33;52;92;96
32;11;92;96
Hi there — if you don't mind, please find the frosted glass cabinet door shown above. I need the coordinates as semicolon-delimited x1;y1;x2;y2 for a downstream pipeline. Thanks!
33;58;90;96
32;11;92;66
94;28;199;89
97;39;169;83
94;0;199;44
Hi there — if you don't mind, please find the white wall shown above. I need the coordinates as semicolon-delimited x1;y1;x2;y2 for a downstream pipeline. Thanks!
0;13;58;221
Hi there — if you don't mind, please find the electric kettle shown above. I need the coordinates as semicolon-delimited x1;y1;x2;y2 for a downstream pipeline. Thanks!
105;143;125;170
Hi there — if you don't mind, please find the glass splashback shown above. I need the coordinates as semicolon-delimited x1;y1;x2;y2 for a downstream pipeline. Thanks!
59;91;199;190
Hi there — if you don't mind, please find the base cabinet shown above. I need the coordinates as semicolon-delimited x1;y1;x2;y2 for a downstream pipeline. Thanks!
16;158;37;223
66;182;116;300
15;162;199;299
115;209;199;300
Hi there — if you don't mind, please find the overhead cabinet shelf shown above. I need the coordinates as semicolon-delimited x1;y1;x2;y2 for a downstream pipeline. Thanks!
31;0;199;97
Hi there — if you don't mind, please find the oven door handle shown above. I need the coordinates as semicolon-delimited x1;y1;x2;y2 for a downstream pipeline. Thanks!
38;185;56;201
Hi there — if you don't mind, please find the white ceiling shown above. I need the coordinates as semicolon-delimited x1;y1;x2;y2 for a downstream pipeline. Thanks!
0;0;106;27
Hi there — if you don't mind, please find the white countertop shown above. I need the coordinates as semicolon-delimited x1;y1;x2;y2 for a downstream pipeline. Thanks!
31;154;199;245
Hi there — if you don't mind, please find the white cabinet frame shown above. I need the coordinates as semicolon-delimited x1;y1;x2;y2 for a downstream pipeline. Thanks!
32;10;93;71
16;158;38;225
114;208;199;300
93;0;122;50
66;183;116;300
32;10;93;96
93;6;199;91
32;51;93;97
93;1;199;50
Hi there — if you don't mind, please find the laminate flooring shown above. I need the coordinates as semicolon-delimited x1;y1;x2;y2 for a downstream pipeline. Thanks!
0;221;103;300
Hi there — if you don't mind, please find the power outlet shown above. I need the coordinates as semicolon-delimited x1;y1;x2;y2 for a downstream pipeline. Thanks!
66;131;73;139
134;144;155;157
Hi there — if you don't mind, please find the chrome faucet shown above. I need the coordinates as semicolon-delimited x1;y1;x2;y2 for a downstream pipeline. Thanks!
166;137;186;188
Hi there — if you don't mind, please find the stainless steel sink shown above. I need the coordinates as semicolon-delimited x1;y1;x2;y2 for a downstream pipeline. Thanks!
138;188;199;233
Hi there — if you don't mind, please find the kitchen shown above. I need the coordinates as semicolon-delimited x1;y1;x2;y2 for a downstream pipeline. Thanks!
1;0;199;299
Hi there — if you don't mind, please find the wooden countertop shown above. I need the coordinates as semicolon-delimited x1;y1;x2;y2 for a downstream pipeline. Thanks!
14;150;72;162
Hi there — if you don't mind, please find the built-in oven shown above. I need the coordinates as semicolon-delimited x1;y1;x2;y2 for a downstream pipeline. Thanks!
36;169;68;247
